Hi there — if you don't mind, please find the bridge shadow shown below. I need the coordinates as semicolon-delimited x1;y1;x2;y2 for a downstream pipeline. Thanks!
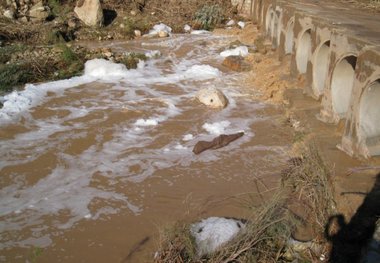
325;173;380;263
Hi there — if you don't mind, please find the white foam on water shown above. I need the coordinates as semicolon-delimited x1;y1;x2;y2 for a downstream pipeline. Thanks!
0;76;93;123
220;46;249;57
135;118;159;126
145;50;161;58
183;65;220;80
202;121;231;135
174;144;187;150
190;30;211;35
183;134;194;141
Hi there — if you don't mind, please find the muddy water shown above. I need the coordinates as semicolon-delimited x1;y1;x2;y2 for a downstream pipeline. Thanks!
0;34;294;262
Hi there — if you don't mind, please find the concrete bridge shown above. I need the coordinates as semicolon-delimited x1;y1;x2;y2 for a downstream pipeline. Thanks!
232;0;380;158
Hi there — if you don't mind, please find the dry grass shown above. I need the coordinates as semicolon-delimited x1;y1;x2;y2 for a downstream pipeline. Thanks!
0;18;39;43
210;192;294;263
154;222;198;263
154;192;296;263
282;143;335;233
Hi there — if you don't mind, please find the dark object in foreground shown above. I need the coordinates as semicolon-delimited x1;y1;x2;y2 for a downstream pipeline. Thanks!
325;173;380;263
193;132;244;155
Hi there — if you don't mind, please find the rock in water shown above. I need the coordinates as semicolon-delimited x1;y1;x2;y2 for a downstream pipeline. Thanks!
193;132;244;154
74;0;104;27
222;55;252;72
196;88;228;108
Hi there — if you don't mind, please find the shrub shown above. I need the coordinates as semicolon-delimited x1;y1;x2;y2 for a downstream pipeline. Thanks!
120;52;147;69
0;63;33;91
194;4;224;30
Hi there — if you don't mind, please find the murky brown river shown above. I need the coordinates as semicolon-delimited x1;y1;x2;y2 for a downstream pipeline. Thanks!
0;34;294;262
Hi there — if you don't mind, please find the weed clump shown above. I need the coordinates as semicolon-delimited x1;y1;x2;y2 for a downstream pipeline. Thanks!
194;4;224;30
120;52;147;69
282;143;335;233
0;63;33;91
155;223;197;262
121;17;151;37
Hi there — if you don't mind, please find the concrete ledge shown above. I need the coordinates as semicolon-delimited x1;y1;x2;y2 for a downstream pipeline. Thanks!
242;0;380;157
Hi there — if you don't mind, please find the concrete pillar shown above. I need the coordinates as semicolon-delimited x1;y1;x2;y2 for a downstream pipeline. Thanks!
340;47;380;157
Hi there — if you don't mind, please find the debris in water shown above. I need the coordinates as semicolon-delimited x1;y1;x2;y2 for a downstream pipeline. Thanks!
192;132;244;154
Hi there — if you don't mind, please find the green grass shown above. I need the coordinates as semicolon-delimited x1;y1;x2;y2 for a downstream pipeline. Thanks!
0;44;26;64
59;44;78;64
48;0;61;17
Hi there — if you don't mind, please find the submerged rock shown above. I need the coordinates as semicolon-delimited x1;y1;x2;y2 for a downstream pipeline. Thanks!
190;217;246;257
196;88;228;108
222;55;251;72
193;132;244;154
74;0;104;27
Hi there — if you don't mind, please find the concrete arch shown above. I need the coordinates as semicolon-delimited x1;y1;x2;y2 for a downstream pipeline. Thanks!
275;10;283;47
270;12;276;39
250;0;256;18
331;55;357;118
265;5;274;37
285;17;295;54
260;1;265;26
312;40;331;97
358;79;380;156
255;0;261;23
296;29;312;73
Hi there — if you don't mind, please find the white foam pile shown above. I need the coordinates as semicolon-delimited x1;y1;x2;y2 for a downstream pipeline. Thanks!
183;65;220;80
145;50;161;58
238;21;245;29
0;58;222;123
202;121;231;135
134;118;159;126
191;217;246;257
226;19;235;26
220;46;249;57
147;23;172;36
182;134;194;141
184;24;192;32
